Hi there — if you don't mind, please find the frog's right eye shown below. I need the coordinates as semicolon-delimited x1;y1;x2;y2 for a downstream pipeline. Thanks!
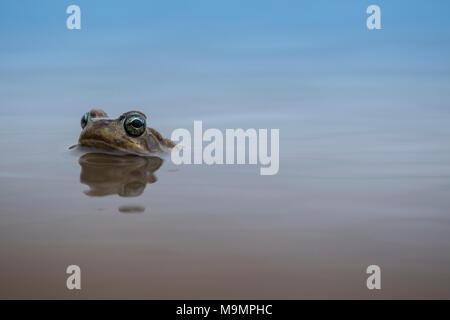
81;112;90;129
123;113;146;137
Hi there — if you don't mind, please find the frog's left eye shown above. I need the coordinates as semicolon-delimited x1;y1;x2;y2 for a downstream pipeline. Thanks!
81;112;90;129
124;113;146;137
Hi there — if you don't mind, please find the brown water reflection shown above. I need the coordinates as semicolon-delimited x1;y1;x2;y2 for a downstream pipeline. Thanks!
79;153;163;197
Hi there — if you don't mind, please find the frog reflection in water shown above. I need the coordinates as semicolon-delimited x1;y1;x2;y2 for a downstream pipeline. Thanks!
76;109;175;197
79;153;162;197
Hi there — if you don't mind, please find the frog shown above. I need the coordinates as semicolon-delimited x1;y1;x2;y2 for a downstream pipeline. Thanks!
77;109;175;155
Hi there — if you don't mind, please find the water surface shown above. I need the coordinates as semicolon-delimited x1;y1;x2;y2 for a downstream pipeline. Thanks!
1;0;450;299
0;111;449;299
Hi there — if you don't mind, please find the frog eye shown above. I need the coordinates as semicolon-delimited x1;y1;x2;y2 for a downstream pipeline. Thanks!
81;112;90;129
124;113;146;137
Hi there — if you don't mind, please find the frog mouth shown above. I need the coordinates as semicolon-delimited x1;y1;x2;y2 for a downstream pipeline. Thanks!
78;135;154;156
77;138;121;152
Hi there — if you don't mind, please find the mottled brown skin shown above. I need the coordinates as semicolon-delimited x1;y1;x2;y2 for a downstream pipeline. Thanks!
78;109;175;155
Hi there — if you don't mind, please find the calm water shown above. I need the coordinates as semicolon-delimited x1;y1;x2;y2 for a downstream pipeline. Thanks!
0;110;449;299
1;0;450;299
